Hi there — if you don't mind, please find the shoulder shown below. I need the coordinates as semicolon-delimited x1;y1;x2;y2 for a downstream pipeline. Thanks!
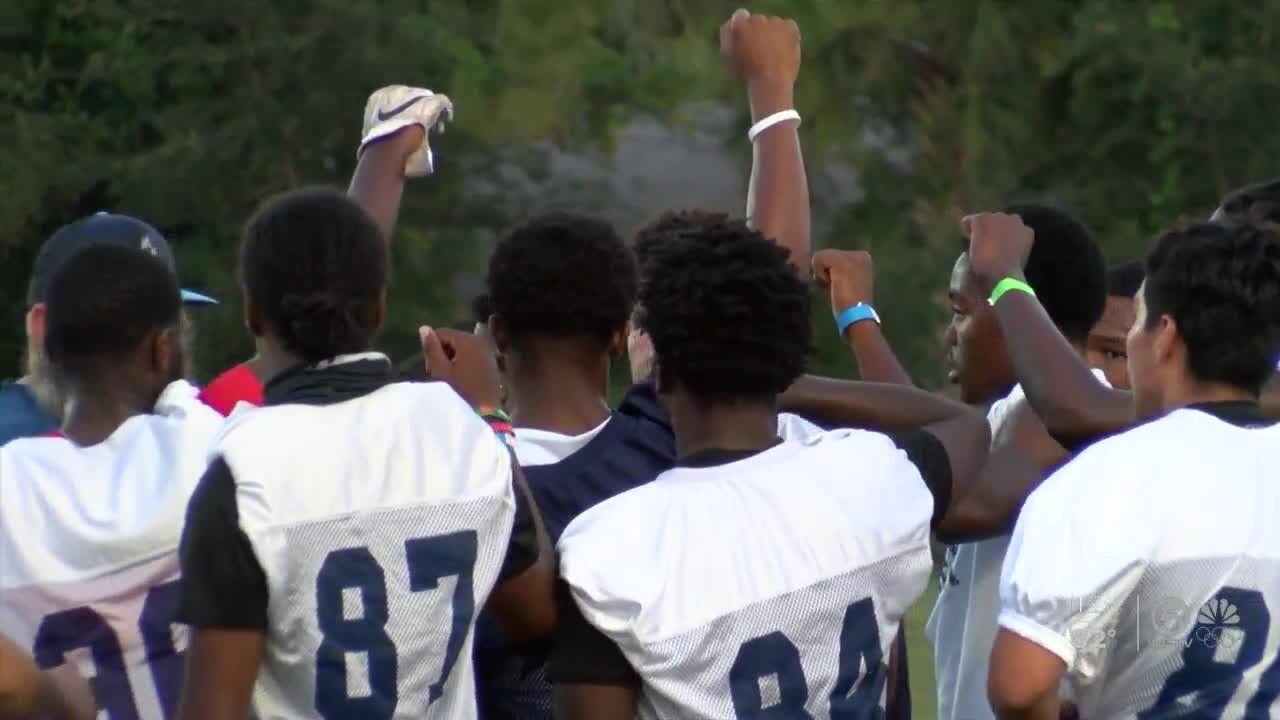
216;382;512;528
1027;409;1188;511
556;478;674;620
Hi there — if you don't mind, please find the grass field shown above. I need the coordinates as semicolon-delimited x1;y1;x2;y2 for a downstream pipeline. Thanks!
904;580;940;718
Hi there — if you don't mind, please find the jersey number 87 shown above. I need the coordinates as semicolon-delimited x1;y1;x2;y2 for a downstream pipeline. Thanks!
313;530;478;719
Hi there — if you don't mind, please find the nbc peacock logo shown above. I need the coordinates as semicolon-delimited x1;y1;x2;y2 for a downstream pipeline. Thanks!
1189;597;1242;650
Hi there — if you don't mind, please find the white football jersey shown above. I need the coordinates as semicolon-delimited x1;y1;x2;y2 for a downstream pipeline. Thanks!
1000;407;1280;718
928;372;1109;720
0;380;223;720
558;428;934;719
213;381;516;719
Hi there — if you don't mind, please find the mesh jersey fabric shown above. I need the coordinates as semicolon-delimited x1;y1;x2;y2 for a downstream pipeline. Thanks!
0;380;223;719
213;381;516;719
558;428;934;719
1000;407;1280;718
927;369;1111;720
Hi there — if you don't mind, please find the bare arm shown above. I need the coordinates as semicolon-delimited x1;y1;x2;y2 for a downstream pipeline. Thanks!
347;126;424;244
844;323;914;385
485;464;556;646
989;291;1133;446
721;11;808;266
988;630;1064;720
883;631;902;719
745;76;808;265
1261;371;1280;419
778;375;972;433
918;410;993;512
934;400;1065;543
177;630;264;720
0;635;95;720
554;684;638;720
810;251;912;385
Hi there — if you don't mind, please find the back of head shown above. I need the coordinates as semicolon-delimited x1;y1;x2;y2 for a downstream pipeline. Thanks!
1143;220;1280;394
1107;261;1145;299
1216;178;1280;226
240;188;387;363
1004;203;1107;343
44;243;181;385
485;212;636;351
635;210;811;404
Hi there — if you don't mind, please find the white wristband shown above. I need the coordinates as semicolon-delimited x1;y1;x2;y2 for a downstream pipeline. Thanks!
747;110;801;143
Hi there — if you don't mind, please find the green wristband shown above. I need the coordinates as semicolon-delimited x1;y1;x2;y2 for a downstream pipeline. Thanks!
988;277;1035;306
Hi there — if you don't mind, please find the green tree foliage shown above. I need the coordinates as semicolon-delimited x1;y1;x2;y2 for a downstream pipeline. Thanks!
3;0;1278;385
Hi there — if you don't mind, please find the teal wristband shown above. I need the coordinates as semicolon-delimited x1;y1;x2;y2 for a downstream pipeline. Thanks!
834;303;880;335
988;277;1035;306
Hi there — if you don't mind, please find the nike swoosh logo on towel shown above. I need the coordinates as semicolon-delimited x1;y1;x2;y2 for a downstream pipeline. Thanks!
377;95;428;121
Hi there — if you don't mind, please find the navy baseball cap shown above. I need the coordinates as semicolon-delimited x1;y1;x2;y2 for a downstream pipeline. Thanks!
27;212;217;307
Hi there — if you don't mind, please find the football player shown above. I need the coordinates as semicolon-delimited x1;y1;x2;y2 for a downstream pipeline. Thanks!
550;211;993;719
176;116;554;717
982;213;1280;718
0;242;223;719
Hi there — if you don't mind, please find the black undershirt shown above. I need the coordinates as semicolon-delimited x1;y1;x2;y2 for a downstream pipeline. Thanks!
177;360;539;630
1186;400;1271;428
548;429;953;687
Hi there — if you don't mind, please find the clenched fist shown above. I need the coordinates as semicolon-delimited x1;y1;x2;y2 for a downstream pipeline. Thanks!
419;326;503;409
962;212;1035;292
720;9;801;89
811;250;874;314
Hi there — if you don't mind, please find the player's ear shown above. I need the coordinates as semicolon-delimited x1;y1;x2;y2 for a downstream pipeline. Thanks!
25;303;46;345
242;288;265;338
148;326;180;381
607;324;627;356
1151;312;1179;365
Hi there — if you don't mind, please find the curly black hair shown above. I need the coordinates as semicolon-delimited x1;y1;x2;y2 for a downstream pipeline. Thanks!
44;243;181;381
240;187;386;363
1107;261;1145;299
1217;178;1280;225
485;212;636;349
1144;220;1280;394
635;210;811;403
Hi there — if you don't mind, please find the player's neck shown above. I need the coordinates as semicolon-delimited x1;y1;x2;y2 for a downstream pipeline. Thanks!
669;397;778;459
507;351;611;434
256;342;307;387
61;388;155;446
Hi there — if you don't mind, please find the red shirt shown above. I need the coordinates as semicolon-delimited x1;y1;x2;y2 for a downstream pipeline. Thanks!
198;364;263;416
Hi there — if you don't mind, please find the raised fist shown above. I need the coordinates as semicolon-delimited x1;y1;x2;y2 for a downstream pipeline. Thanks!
962;212;1035;290
627;325;655;383
719;9;801;87
360;85;454;177
419;326;503;409
812;249;874;313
